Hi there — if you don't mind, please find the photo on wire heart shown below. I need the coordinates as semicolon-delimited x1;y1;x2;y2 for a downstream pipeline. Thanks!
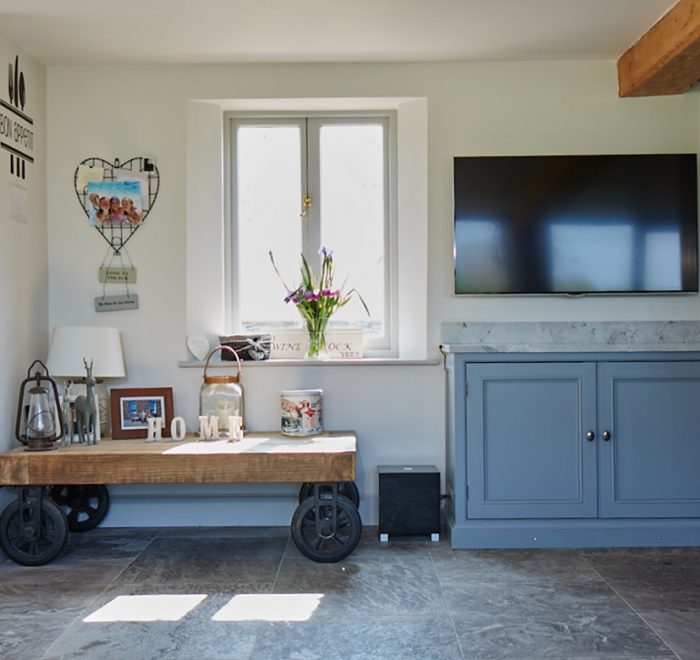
86;180;143;227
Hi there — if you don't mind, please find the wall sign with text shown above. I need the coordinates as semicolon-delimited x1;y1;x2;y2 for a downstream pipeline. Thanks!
1;55;34;180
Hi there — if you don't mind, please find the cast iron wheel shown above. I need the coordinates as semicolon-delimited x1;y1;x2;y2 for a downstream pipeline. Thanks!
298;481;360;508
48;484;110;532
0;497;68;566
291;493;362;562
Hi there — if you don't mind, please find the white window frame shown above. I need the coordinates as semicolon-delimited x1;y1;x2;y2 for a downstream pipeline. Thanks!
185;96;427;361
225;111;397;354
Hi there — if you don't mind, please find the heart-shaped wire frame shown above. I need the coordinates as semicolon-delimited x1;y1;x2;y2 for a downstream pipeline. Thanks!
74;157;160;255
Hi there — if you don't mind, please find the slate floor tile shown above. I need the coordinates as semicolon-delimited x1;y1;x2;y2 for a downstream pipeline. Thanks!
249;615;463;660
638;609;700;660
432;548;601;585
274;554;446;617
0;527;696;660
113;536;287;589
445;579;674;659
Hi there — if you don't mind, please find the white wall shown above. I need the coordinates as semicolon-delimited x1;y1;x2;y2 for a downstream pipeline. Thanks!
429;61;700;336
0;34;46;469
46;60;699;525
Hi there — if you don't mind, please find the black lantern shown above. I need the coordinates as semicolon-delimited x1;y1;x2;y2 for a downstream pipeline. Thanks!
15;360;64;451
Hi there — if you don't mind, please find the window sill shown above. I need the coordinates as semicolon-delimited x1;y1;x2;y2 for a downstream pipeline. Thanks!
178;358;440;368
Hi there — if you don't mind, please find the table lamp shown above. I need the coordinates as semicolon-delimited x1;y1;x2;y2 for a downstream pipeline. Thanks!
46;326;126;437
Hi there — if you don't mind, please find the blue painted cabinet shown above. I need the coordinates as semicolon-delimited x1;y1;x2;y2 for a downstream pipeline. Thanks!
598;362;700;518
466;362;598;519
444;352;700;548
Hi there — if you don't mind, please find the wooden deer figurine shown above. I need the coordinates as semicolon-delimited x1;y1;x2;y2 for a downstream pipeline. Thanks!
74;359;98;445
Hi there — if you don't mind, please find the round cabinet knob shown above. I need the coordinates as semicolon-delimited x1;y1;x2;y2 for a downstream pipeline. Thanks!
602;430;611;441
586;430;595;441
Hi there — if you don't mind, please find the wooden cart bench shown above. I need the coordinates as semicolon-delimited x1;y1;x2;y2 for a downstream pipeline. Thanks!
0;431;361;566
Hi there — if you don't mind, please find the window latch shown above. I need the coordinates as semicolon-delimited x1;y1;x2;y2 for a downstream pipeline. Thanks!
300;193;313;219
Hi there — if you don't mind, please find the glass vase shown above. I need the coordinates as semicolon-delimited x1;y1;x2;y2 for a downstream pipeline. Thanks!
306;318;329;359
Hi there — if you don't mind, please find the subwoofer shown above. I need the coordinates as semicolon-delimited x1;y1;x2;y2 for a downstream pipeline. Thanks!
378;465;440;542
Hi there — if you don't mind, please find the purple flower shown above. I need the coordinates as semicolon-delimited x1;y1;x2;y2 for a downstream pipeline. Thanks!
271;245;368;320
285;287;304;304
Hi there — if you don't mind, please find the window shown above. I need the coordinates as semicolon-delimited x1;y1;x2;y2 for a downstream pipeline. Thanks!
228;114;394;352
185;97;426;361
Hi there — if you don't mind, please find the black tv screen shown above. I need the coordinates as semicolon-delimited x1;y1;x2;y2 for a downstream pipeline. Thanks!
453;154;698;294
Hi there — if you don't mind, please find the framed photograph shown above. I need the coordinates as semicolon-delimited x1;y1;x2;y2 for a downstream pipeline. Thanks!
86;180;143;227
109;387;174;439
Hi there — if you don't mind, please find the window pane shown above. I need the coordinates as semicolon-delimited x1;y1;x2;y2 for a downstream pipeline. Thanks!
320;124;385;336
549;222;634;292
237;125;302;329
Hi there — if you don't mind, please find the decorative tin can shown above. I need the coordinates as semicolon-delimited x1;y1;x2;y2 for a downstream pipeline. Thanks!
281;389;323;436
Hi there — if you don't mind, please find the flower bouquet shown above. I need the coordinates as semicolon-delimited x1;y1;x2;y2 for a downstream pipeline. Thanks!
270;248;369;358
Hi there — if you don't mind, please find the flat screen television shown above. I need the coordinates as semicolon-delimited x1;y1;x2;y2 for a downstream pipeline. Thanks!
453;154;698;294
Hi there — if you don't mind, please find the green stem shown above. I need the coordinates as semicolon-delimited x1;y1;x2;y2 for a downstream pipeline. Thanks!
306;316;329;358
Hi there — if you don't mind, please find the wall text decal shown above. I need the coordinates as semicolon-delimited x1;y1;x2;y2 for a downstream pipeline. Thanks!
1;55;34;179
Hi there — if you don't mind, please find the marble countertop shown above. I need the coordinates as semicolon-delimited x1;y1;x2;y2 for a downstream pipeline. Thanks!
440;321;700;353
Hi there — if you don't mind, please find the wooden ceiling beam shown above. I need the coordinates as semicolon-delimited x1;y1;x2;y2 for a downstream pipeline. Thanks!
618;0;700;97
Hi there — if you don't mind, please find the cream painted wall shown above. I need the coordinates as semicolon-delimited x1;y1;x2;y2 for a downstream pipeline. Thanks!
0;34;46;465
46;60;699;525
430;61;700;332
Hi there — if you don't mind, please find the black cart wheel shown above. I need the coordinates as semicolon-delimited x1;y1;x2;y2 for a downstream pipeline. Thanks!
48;484;110;532
298;481;360;508
291;493;362;562
0;497;68;566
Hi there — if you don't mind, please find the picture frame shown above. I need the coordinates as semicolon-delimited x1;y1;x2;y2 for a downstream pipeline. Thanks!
109;387;174;439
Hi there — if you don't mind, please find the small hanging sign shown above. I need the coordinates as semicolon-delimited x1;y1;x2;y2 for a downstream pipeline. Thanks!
94;294;139;312
98;266;137;284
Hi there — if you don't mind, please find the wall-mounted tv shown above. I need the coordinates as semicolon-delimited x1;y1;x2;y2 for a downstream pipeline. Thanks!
453;154;698;295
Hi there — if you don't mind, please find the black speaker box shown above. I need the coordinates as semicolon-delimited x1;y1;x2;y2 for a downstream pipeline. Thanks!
378;465;440;539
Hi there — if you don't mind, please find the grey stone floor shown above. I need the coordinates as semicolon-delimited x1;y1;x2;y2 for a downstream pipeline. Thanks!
0;526;699;659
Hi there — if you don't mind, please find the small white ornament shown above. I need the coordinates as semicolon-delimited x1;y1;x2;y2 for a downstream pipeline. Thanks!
170;417;187;441
187;334;210;361
146;417;164;442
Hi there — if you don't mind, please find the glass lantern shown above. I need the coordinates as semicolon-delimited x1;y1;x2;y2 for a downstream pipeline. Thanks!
16;360;64;451
199;345;244;439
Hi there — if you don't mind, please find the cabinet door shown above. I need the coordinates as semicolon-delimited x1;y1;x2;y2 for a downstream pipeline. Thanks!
466;362;597;519
598;361;700;518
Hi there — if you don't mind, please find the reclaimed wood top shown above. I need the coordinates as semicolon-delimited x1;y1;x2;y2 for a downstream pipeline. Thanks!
0;431;356;486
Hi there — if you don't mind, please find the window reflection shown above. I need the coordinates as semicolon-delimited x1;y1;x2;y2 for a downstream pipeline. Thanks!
549;222;634;292
454;219;508;293
644;231;681;291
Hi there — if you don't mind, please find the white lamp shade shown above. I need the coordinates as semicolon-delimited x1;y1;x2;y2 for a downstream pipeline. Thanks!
46;326;126;379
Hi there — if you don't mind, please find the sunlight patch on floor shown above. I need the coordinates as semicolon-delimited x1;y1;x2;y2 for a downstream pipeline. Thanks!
83;594;207;622
212;593;324;622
